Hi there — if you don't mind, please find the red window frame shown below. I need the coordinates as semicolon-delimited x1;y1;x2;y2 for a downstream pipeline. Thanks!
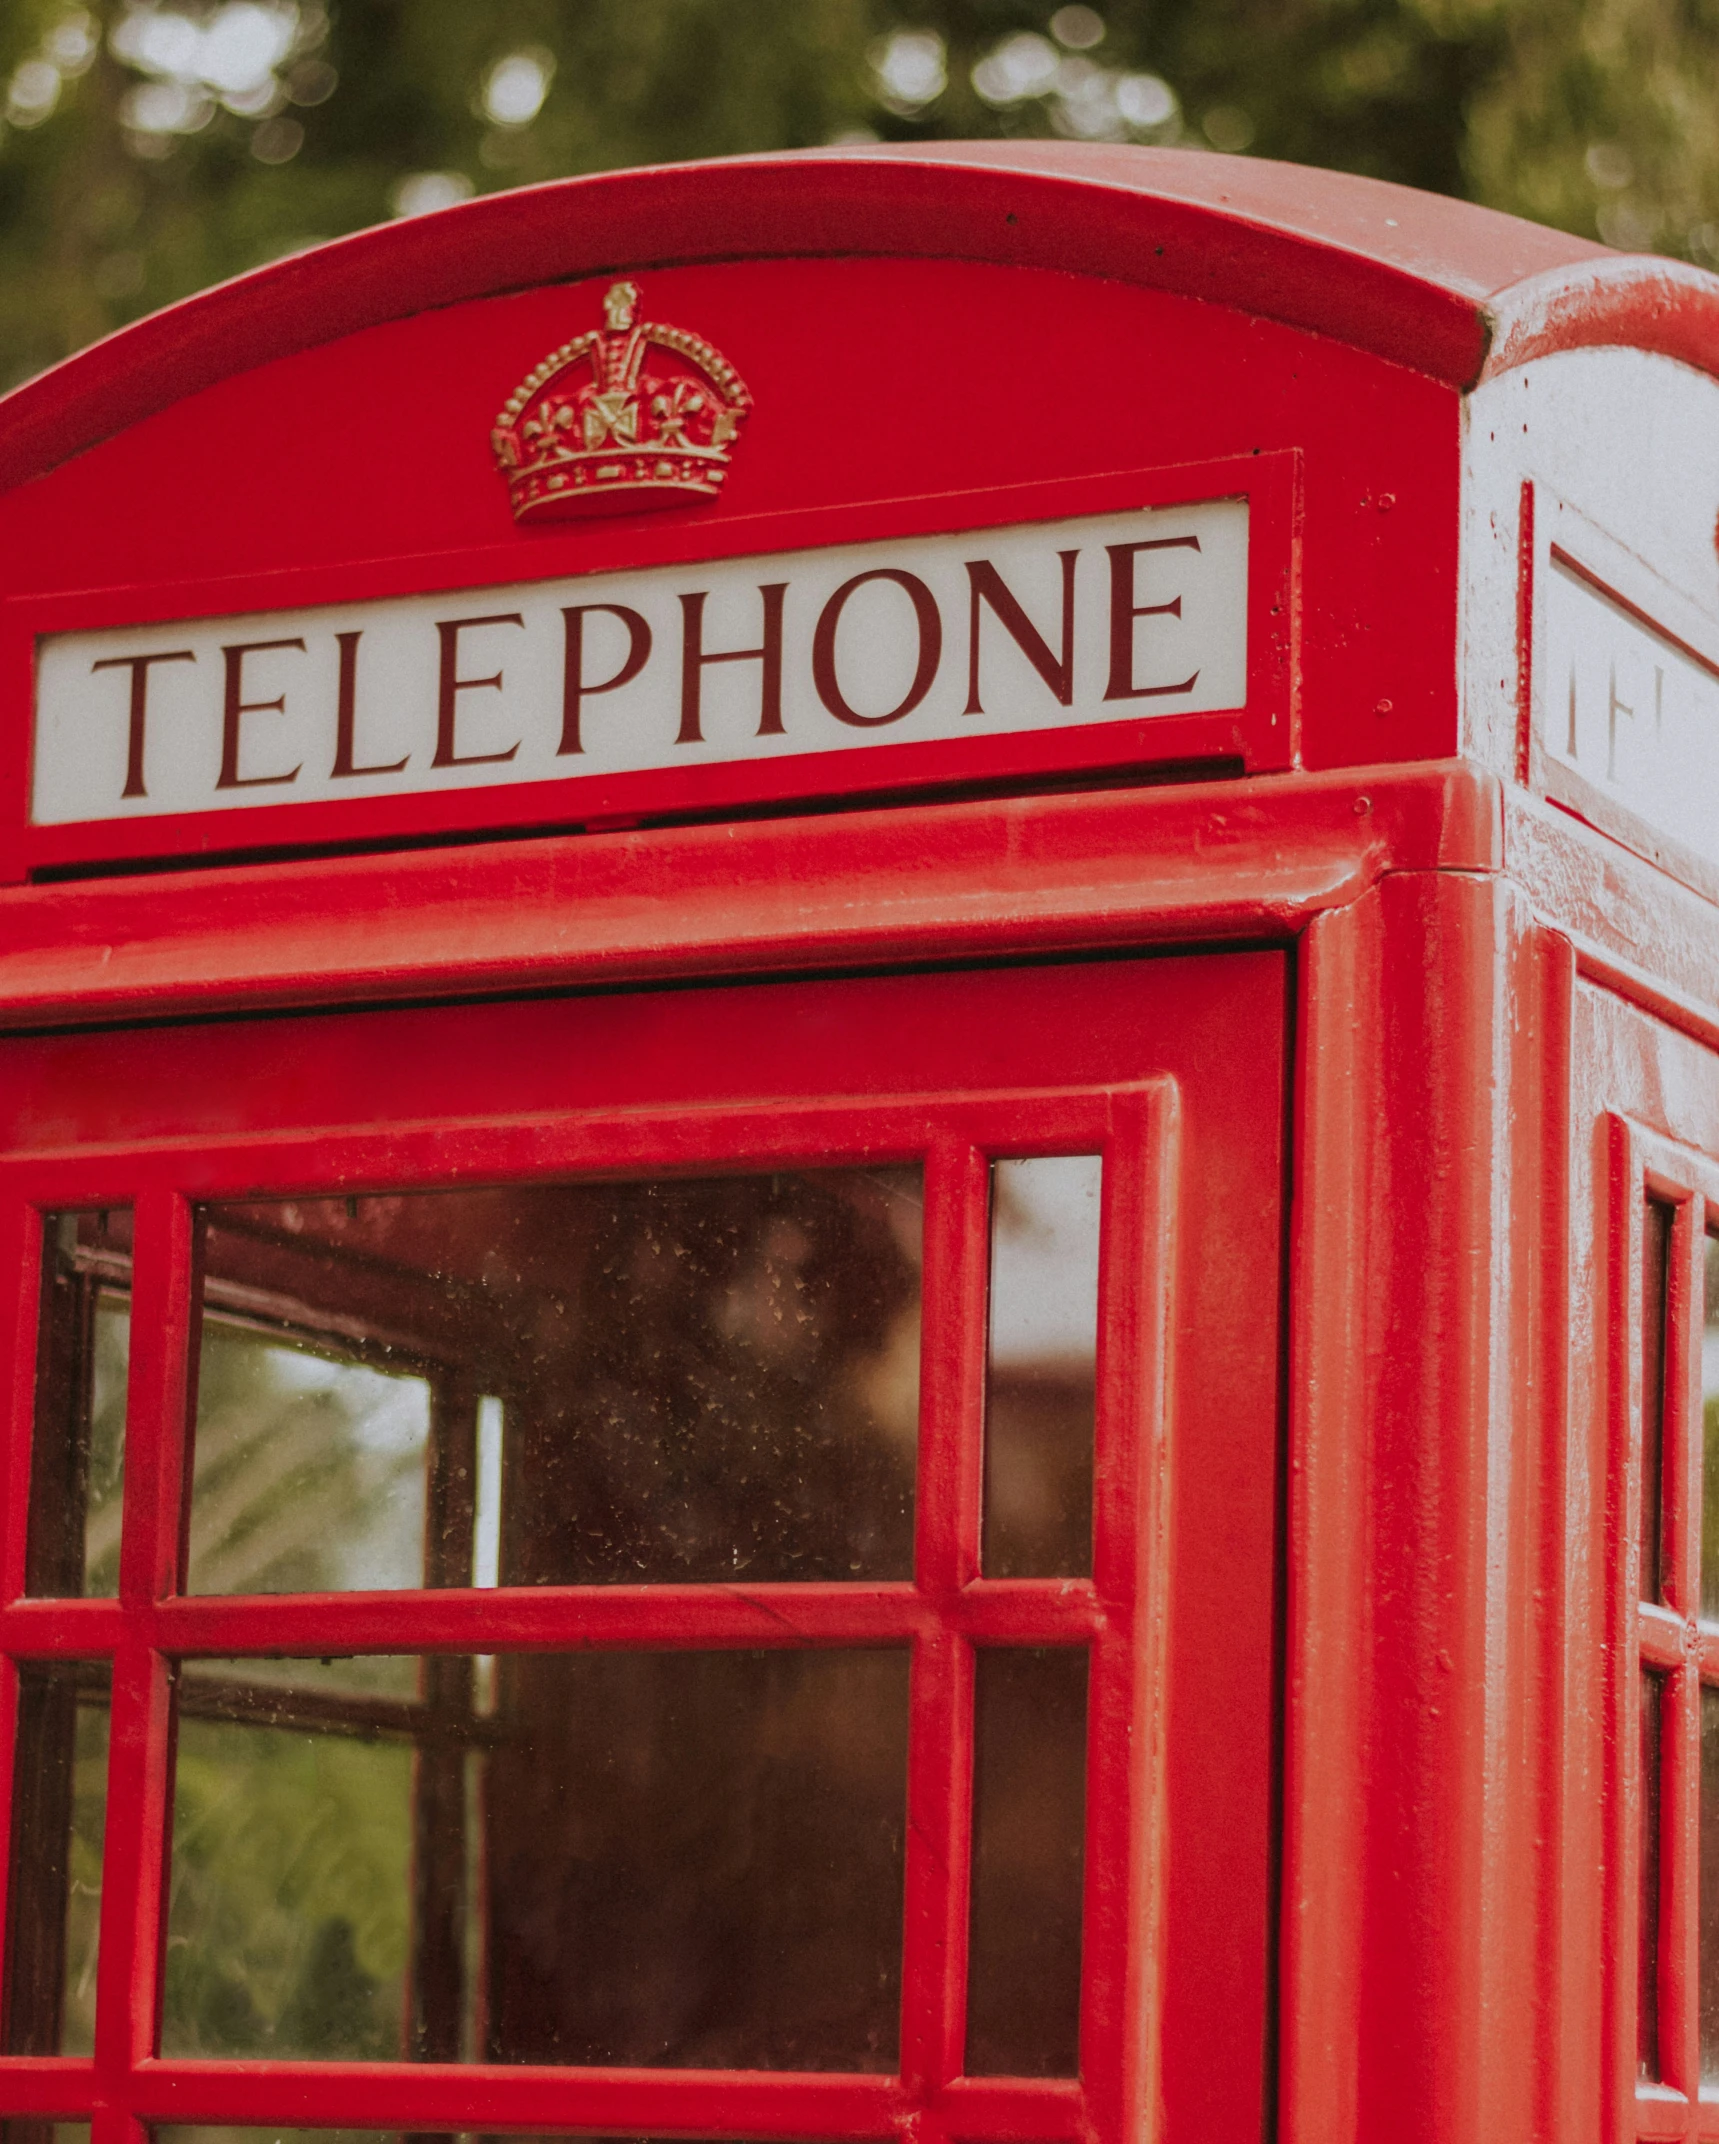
1611;1114;1719;2144
0;1072;1179;2144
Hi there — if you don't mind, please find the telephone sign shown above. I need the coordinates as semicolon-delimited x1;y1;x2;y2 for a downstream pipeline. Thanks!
32;490;1251;830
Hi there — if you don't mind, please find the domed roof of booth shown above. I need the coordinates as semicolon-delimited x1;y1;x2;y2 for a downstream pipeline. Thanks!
0;136;1711;494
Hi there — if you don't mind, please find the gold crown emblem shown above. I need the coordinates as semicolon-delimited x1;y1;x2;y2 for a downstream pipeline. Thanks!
491;278;751;523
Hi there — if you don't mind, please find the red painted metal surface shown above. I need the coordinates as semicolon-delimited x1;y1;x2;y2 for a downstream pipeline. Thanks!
0;134;1712;2144
0;761;1495;1030
0;139;1649;505
0;142;1574;882
0;142;1669;876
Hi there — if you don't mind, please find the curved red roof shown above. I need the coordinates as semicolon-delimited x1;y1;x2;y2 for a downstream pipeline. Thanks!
0;139;1710;495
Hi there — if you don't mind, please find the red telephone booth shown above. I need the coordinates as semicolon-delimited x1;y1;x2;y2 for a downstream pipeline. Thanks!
0;139;1710;2144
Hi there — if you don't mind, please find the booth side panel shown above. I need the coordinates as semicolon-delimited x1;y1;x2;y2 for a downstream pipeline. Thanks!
1461;349;1719;797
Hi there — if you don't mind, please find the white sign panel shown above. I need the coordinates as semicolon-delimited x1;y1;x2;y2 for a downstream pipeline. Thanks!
1542;550;1719;874
31;499;1248;826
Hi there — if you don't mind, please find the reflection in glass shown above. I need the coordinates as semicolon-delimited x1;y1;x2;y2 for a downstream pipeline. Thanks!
159;2135;755;2144
164;1648;909;2069
1702;1685;1719;2077
158;2135;404;2144
165;1660;415;2059
1704;1235;1719;1619
1644;1201;1671;1605
27;1211;130;1599
984;1157;1100;1578
187;1322;430;1596
966;1647;1088;2077
158;2136;441;2144
190;1172;922;1594
3;1663;110;2055
1642;1669;1664;2080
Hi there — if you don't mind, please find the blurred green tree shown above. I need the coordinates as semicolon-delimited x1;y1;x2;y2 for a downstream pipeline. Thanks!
0;0;1704;390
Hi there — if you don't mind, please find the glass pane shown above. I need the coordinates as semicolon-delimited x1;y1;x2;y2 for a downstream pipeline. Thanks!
3;1664;110;2055
26;1211;130;1598
190;1172;921;1593
984;1157;1100;1579
1702;1684;1719;2077
166;1663;416;2060
159;2132;427;2144
966;1647;1088;2076
1643;1200;1671;1604
164;1648;909;2068
1;2126;89;2144
1704;1234;1719;1618
158;2135;764;2144
1642;1669;1664;2080
188;1318;431;1596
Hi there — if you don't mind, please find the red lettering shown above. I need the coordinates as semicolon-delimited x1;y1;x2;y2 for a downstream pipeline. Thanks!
964;551;1078;714
561;605;651;756
677;585;786;744
331;630;408;779
1105;537;1200;701
434;613;524;768
218;637;305;790
90;648;196;800
812;570;942;728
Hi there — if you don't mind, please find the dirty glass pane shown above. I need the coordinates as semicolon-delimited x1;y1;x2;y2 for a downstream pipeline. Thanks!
2;1664;110;2055
157;2135;763;2144
190;1171;922;1593
1703;1234;1719;1619
1;2125;89;2144
164;1647;909;2068
983;1157;1100;1578
157;2131;423;2144
26;1211;130;1599
1643;1200;1672;1604
164;1657;417;2059
1701;1684;1719;2078
966;1647;1088;2076
1642;1669;1664;2080
187;1315;431;1596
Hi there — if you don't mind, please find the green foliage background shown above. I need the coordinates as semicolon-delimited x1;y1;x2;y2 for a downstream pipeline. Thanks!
0;0;1709;394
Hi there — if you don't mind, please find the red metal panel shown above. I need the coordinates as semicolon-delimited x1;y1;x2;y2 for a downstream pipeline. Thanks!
0;763;1498;1033
1280;870;1572;2144
0;141;1637;507
0;239;1458;854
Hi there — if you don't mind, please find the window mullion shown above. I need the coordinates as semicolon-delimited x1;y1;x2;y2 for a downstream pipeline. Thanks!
1669;1203;1707;2102
1079;1083;1175;2144
0;1201;40;1607
116;1190;195;1612
93;1187;192;2097
914;1139;987;1600
1662;1657;1703;2104
898;1137;986;2103
91;1640;170;2093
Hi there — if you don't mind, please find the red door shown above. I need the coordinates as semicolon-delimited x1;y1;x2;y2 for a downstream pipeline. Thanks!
0;951;1284;2144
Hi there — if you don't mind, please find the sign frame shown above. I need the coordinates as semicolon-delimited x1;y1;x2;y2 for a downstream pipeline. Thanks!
1526;481;1719;907
1;450;1298;881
